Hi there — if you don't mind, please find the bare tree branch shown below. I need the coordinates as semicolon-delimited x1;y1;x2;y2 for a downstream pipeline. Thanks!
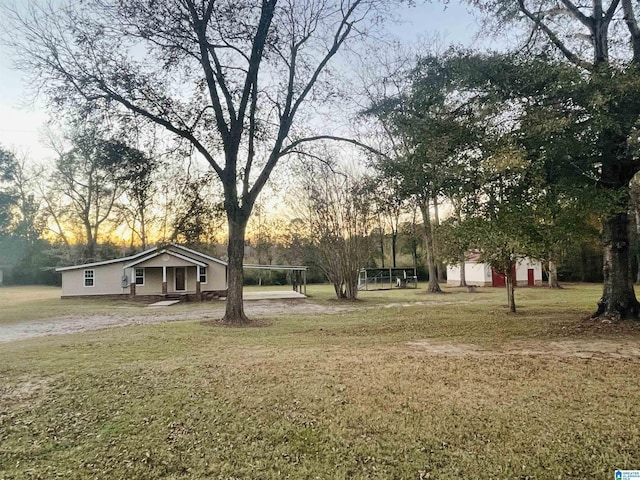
622;0;640;62
279;135;388;160
517;0;593;71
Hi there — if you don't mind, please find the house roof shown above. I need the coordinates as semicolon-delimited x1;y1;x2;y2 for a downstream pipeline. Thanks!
123;249;208;269
55;243;227;272
466;252;483;263
172;244;227;266
55;246;158;272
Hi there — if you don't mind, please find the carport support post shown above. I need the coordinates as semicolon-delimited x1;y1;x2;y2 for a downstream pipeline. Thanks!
162;265;167;295
303;270;307;296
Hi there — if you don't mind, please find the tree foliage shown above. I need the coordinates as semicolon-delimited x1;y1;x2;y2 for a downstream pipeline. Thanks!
466;0;640;318
171;174;225;248
0;146;18;236
366;51;492;293
45;127;153;260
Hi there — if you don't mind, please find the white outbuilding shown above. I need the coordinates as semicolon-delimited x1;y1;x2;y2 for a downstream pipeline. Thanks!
446;253;543;287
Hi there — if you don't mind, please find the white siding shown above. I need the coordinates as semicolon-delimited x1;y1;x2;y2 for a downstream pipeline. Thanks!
137;255;196;268
203;261;226;290
515;258;543;285
447;262;491;286
61;262;128;296
134;267;163;295
448;258;543;287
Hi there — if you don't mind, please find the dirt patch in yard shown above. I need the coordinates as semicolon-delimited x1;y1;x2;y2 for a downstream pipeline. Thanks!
383;300;471;309
407;338;640;360
0;377;50;404
0;299;354;343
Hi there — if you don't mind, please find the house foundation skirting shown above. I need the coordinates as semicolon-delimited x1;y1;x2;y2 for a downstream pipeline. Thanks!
516;280;544;287
446;281;493;287
61;290;228;302
447;281;543;287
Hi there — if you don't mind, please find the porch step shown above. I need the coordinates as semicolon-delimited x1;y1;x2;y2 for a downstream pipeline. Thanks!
148;300;181;308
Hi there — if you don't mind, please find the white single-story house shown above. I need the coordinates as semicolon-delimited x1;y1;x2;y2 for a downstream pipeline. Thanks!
447;254;543;287
56;244;228;299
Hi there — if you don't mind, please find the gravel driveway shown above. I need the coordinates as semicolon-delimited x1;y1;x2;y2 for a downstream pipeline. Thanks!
0;299;353;343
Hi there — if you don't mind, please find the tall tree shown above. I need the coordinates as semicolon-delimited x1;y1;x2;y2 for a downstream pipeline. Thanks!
116;147;159;249
171;173;225;247
48;128;148;260
302;162;375;300
0;146;18;236
470;141;546;313
363;175;405;268
367;54;491;293
0;147;21;278
6;0;402;323
469;0;640;318
0;147;52;284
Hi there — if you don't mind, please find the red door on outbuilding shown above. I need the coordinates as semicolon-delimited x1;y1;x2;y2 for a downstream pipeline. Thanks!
492;266;517;287
491;269;505;287
527;268;535;286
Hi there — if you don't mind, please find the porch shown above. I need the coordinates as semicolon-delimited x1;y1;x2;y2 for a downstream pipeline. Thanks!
123;251;214;298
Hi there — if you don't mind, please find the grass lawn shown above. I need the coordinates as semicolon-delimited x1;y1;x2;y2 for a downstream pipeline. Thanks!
2;283;640;479
0;285;148;325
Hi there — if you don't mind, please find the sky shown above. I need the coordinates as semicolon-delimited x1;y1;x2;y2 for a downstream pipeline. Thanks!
0;1;492;162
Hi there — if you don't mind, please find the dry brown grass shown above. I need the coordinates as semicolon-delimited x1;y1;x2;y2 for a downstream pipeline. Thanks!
1;283;639;479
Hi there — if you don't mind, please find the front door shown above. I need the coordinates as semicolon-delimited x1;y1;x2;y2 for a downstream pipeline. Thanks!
175;267;186;291
527;268;535;287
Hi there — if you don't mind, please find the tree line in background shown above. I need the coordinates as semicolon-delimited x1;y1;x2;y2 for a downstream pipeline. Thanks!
0;123;229;284
3;0;640;320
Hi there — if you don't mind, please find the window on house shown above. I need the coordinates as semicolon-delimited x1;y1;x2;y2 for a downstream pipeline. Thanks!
199;267;207;284
84;269;94;287
135;268;145;285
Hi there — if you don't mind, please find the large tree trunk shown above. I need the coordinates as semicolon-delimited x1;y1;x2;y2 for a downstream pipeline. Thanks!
635;204;640;284
140;207;147;249
391;229;397;268
505;264;516;313
548;259;561;288
459;254;467;287
594;211;640;319
84;220;95;260
379;222;385;269
432;195;445;282
223;214;250;324
419;201;442;293
594;132;640;318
